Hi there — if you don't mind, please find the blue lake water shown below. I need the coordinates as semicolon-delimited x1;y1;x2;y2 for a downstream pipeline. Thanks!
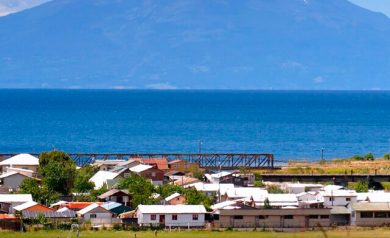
1;89;390;161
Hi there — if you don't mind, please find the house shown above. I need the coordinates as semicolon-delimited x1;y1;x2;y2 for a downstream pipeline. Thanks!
232;173;255;187
165;170;186;182
13;201;53;212
132;158;169;171
77;203;118;226
165;193;186;205
129;164;164;185
205;171;235;184
137;205;206;227
352;202;390;226
0;171;30;191
0;154;39;173
92;160;126;171
283;183;323;194
101;201;132;215
222;187;268;203
0;194;33;213
89;170;121;189
296;192;323;208
367;193;390;203
215;207;331;229
168;160;199;173
322;189;357;208
173;176;199;187
98;189;131;206
187;182;235;198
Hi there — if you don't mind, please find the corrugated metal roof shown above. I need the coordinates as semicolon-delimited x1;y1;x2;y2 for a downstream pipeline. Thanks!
13;201;38;211
353;202;390;211
138;205;206;214
165;193;181;201
22;210;76;218
129;164;153;173
89;170;120;189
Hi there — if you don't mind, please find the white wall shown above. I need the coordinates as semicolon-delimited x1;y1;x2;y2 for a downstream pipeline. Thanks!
323;196;357;207
2;174;27;190
137;212;205;227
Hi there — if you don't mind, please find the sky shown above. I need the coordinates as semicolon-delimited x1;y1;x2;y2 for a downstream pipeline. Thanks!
0;0;390;18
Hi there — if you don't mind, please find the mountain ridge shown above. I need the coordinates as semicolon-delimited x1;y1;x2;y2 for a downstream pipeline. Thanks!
1;0;390;89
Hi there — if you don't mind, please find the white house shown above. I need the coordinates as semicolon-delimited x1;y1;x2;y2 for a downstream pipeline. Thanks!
283;183;323;194
137;205;206;227
77;203;117;225
223;187;268;203
0;171;30;191
322;189;357;208
0;154;39;173
187;182;234;197
89;170;121;189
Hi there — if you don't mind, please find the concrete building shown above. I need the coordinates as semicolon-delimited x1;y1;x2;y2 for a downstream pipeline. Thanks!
77;203;118;226
137;205;206;227
352;202;390;226
322;190;357;207
216;207;331;229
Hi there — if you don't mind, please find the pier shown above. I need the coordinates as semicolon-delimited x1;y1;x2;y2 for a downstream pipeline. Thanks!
0;153;275;169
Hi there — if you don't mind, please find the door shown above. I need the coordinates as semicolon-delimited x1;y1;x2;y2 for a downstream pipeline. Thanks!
159;215;165;224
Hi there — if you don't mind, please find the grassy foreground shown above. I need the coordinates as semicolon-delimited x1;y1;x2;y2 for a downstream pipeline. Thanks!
2;230;390;238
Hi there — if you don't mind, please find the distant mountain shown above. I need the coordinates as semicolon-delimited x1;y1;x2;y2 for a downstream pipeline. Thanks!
1;0;390;89
0;0;50;16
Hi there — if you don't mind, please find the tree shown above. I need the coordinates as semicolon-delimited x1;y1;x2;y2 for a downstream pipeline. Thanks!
266;184;285;194
184;188;213;209
39;150;77;195
263;198;272;209
384;154;390;160
192;168;205;181
19;178;59;205
349;181;369;193
74;165;98;193
364;153;374;161
156;183;184;198
118;174;156;208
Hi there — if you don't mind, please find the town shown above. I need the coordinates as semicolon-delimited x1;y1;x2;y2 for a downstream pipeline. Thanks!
0;151;390;232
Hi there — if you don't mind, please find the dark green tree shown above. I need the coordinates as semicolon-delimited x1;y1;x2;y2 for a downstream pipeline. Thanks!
74;165;98;193
184;188;213;209
19;178;59;205
118;174;156;208
39;150;77;195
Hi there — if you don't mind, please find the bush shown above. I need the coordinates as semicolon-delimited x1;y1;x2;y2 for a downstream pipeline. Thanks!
266;184;285;194
384;154;390;160
112;223;122;230
348;181;369;192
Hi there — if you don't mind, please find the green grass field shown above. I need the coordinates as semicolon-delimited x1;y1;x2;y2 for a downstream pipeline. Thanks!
1;230;390;238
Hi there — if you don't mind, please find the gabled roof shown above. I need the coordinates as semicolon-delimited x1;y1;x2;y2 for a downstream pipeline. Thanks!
0;171;29;179
137;205;206;214
129;164;153;173
89;170;120;189
13;201;38;211
0;194;33;203
98;189;129;199
131;158;169;170
77;203;111;215
0;154;39;166
165;193;182;201
63;202;102;210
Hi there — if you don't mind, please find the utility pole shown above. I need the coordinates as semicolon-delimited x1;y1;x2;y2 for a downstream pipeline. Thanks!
321;147;324;162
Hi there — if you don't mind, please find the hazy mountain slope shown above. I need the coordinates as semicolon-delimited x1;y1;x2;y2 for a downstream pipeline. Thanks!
1;0;390;89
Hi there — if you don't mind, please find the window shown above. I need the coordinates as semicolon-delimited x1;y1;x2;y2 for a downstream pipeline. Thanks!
90;214;97;218
258;215;267;220
174;163;179;168
172;214;178;220
151;172;156;177
193;214;199;220
329;197;334;201
360;212;373;218
283;215;293;219
375;212;387;218
346;198;351;201
309;215;318;219
151;214;157;220
320;215;329;219
233;215;243;220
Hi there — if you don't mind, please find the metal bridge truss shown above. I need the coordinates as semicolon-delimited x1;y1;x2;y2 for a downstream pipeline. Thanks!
0;153;274;169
